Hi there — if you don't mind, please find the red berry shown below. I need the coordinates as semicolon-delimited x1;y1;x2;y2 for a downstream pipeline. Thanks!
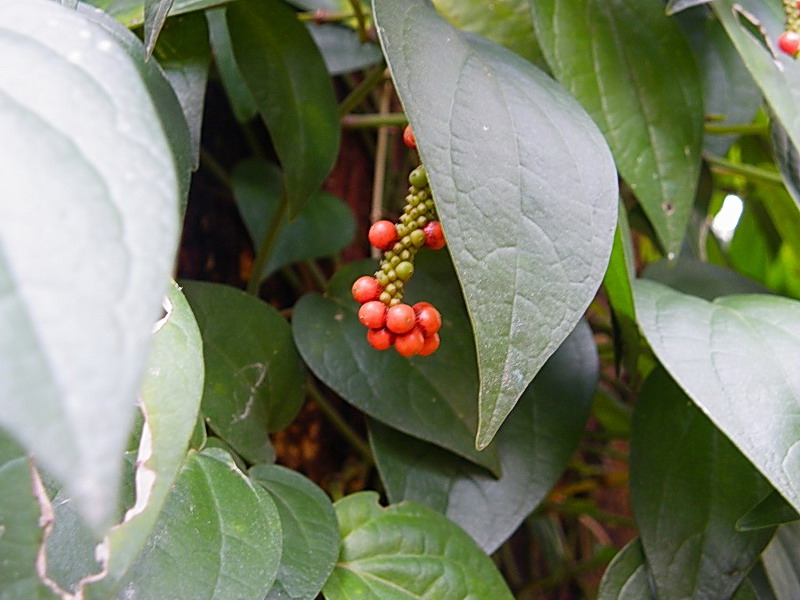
386;303;416;334
414;303;442;336
778;31;800;56
423;221;445;250
351;276;382;304
403;124;416;149
367;327;394;351
418;332;440;356
394;327;425;357
358;300;386;329
368;220;398;251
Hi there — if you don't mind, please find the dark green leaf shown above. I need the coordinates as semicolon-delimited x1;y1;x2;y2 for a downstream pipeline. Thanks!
144;0;174;55
232;159;355;280
323;492;514;600
634;279;800;514
644;255;770;300
250;465;338;600
631;367;774;599
761;523;800;600
182;281;305;464
307;24;382;76
292;252;501;474
666;0;712;15
598;539;655;600
0;0;185;530
227;0;340;217
738;491;800;531
373;0;618;448
369;320;596;553
206;8;257;123
531;0;703;255
772;119;800;212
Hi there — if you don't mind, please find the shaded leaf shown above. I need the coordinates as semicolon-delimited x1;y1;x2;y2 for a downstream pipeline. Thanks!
762;523;800;600
598;539;655;600
206;8;257;123
144;0;174;56
369;320;596;553
644;255;770;300
738;491;800;531
666;0;712;15
373;0;617;448
182;281;305;464
0;0;184;530
323;492;514;600
307;23;382;76
87;0;234;27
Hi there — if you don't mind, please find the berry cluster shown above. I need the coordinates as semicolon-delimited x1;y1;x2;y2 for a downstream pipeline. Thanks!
350;125;447;357
779;1;800;56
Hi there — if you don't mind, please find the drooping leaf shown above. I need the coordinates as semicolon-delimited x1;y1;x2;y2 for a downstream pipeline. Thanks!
761;523;800;600
182;281;305;464
206;8;257;123
598;539;655;600
144;0;174;56
369;319;596;553
232;159;355;280
307;23;382;76
373;0;618;449
249;465;338;600
631;367;774;599
634;279;800;514
530;0;703;256
227;0;340;217
644;255;770;300
0;0;186;530
292;252;501;474
323;492;514;600
738;491;800;531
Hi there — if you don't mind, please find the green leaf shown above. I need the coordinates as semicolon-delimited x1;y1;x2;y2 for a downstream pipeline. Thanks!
634;279;800;514
531;0;703;255
644;255;770;300
292;252;501;474
88;0;234;27
227;0;340;217
307;24;382;76
118;448;282;600
154;12;210;169
323;492;514;600
181;281;306;464
631;367;774;599
598;539;655;600
762;523;800;600
738;491;800;531
144;0;174;56
0;0;185;530
666;0;712;15
249;465;338;600
368;319;596;553
232;159;356;280
206;8;257;123
373;0;618;449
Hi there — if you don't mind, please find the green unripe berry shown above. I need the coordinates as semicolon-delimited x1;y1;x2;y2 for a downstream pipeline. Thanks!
425;199;435;209
390;256;400;267
376;272;389;287
400;249;411;261
409;165;428;188
385;283;398;295
392;242;403;253
394;279;404;290
379;291;392;304
389;298;401;306
410;229;426;247
417;216;428;227
396;261;414;281
387;269;398;281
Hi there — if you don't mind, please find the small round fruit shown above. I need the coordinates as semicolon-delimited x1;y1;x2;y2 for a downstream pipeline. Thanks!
386;303;416;334
394;327;425;357
409;165;428;188
409;229;426;247
423;221;446;250
778;31;800;56
369;220;399;250
414;303;442;336
403;124;416;149
358;300;386;329
367;327;394;351
418;332;440;356
395;261;414;282
351;276;382;304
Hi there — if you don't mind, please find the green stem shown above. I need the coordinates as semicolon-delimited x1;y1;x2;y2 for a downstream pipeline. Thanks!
516;549;615;598
705;154;784;186
346;0;369;43
200;148;232;189
341;112;408;129
307;378;374;465
339;64;388;117
302;260;329;291
704;123;768;136
246;193;289;295
297;9;355;22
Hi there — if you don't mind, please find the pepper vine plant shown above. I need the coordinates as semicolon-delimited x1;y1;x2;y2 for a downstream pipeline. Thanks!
3;0;800;598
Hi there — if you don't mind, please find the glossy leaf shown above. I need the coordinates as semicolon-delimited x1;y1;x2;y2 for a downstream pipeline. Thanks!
292;252;501;474
88;0;234;27
373;0;618;448
738;491;800;531
232;159;355;280
598;539;655;600
369;320;596;553
250;465;338;600
0;0;185;530
182;281;305;464
666;0;712;14
531;0;703;255
762;523;800;600
307;24;382;76
117;449;282;599
644;255;770;300
144;0;174;56
206;8;257;123
634;279;800;514
323;492;514;600
631;367;774;599
227;0;340;217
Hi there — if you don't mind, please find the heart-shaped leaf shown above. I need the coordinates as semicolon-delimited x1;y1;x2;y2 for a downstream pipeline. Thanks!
322;492;514;600
631;367;774;599
598;539;655;600
530;0;703;256
373;0;617;448
0;0;186;530
292;252;500;474
368;319;596;553
634;279;800;514
250;465;338;600
182;281;306;464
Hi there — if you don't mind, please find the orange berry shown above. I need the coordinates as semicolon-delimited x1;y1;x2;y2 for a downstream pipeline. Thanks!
403;124;416;149
351;276;382;304
358;300;386;329
367;327;394;351
418;332;440;356
414;303;442;336
395;327;425;357
368;220;398;251
386;303;416;334
423;221;445;250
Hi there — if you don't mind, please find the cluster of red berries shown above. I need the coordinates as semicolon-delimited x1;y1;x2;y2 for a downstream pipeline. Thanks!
779;1;800;56
350;124;447;356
